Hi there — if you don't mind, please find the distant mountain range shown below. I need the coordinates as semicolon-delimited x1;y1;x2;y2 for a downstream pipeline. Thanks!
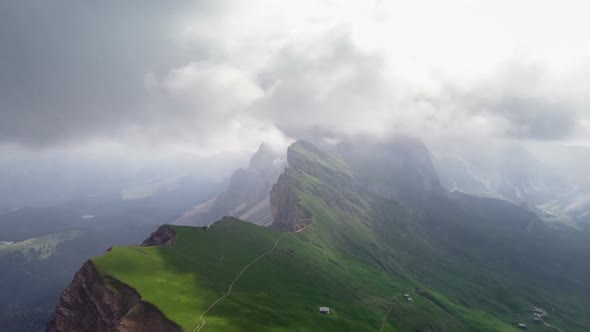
48;138;590;331
433;143;590;228
0;175;222;332
175;143;285;227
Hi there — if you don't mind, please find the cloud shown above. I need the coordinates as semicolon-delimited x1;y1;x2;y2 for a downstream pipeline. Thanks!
160;62;263;114
0;0;213;147
445;63;584;140
254;31;396;139
485;98;576;140
1;0;590;153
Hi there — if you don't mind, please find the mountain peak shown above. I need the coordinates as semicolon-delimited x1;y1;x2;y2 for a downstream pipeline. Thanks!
287;140;354;189
175;143;285;227
337;136;444;202
247;143;283;171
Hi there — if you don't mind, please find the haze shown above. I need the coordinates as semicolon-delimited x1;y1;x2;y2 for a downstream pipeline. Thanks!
2;0;589;211
3;1;590;331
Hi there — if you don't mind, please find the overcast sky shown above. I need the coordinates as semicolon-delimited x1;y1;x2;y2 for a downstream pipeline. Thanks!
1;0;590;156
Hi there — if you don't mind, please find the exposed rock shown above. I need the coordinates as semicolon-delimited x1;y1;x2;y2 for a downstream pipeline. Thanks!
46;261;181;332
140;225;176;247
337;136;444;203
175;143;284;227
211;216;238;227
115;301;181;332
287;141;355;191
235;195;274;226
271;141;368;231
270;172;312;232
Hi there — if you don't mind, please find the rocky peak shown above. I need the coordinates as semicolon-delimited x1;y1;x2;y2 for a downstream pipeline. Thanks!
248;143;283;172
337;136;444;202
270;141;360;231
287;140;354;190
270;170;313;232
174;143;285;227
214;144;284;217
141;225;176;247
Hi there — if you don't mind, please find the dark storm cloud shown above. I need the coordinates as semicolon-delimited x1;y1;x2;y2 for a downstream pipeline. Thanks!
487;97;576;140
0;0;588;149
0;0;218;146
450;64;583;140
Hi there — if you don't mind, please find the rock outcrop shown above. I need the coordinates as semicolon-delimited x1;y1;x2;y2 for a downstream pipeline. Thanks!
270;171;312;232
270;141;360;231
287;141;355;191
337;136;444;203
175;143;285;227
46;261;181;332
141;225;176;247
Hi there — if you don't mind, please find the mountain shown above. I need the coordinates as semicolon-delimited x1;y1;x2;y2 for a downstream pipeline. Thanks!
0;178;221;332
432;142;590;228
336;136;444;203
175;144;285;227
48;140;590;331
434;144;568;205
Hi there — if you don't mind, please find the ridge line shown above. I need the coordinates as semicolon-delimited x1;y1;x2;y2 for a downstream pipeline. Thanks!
193;226;309;332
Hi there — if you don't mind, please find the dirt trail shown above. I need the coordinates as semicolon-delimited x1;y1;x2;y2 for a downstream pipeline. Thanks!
534;308;563;332
540;318;563;332
193;224;311;332
379;294;400;332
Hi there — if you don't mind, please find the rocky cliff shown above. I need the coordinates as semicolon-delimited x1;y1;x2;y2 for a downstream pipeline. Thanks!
269;171;312;232
175;143;285;227
141;224;176;246
287;140;355;191
337;136;444;203
46;261;181;332
270;141;361;231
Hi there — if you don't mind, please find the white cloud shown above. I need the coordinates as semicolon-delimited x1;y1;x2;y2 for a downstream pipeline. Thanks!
153;0;590;148
161;62;263;110
2;0;590;152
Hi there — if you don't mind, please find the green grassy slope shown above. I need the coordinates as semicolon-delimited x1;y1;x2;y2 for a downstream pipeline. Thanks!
92;141;589;331
93;220;513;332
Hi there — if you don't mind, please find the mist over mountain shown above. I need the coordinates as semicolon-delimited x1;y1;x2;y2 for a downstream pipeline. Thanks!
175;143;285;226
47;139;590;332
2;1;590;331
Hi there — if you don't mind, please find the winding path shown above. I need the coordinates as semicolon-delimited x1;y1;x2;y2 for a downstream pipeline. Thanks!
193;225;310;332
533;309;563;332
540;317;563;332
379;294;400;332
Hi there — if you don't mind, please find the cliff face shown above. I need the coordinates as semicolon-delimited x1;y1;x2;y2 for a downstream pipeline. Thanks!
175;143;285;227
337;136;444;203
270;171;312;232
287;141;355;191
141;225;176;246
270;141;358;231
46;261;181;332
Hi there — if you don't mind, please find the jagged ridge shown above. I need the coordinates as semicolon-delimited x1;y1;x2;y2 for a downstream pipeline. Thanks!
47;139;590;332
46;261;180;332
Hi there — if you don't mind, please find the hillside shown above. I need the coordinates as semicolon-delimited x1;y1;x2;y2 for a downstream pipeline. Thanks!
48;140;590;331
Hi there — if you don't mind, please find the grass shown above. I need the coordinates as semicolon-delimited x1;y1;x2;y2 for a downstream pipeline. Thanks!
94;220;406;331
91;141;588;331
92;206;518;331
